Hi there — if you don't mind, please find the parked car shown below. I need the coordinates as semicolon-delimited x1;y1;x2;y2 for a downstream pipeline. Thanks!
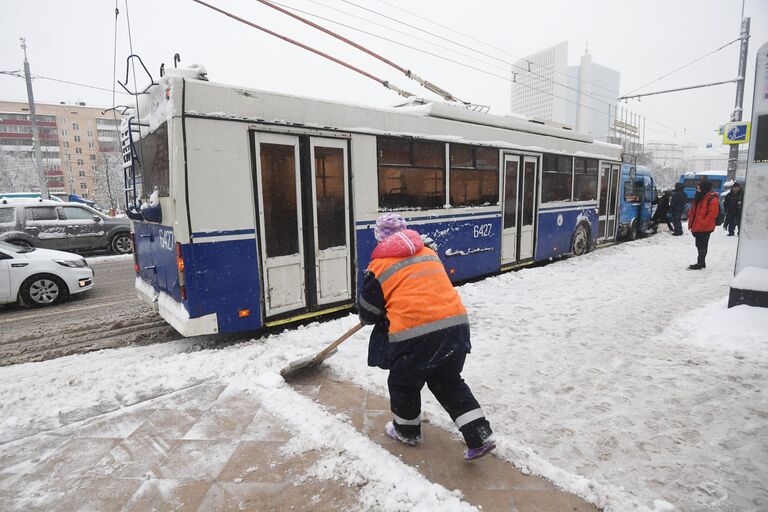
0;200;132;254
0;241;94;307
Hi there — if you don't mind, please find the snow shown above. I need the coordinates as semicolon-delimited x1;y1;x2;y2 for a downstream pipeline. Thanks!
732;266;768;292
1;229;765;511
85;253;134;264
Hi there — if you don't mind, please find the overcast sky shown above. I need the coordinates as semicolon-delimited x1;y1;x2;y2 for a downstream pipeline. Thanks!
1;0;766;149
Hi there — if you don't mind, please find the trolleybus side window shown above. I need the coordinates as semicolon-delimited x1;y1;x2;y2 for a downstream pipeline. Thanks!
136;122;170;197
573;157;598;201
449;145;499;207
314;146;346;250
377;136;445;210
541;153;573;203
261;143;299;257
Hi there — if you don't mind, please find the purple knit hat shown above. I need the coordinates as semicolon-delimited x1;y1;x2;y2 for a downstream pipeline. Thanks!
374;213;407;241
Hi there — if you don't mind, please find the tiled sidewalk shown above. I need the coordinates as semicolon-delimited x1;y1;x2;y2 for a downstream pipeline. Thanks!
0;369;599;511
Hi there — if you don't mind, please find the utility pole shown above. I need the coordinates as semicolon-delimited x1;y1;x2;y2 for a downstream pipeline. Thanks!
20;37;48;198
727;16;750;180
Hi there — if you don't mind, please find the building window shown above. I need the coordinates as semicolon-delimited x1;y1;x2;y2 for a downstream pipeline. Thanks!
72;123;79;130
80;182;87;190
377;136;445;210
449;144;499;207
89;154;96;161
573;158;598;201
62;141;69;148
75;147;82;154
87;130;93;137
60;116;66;123
91;165;96;172
74;135;80;142
541;153;573;203
88;142;94;149
78;170;85;177
77;159;84;166
61;129;67;136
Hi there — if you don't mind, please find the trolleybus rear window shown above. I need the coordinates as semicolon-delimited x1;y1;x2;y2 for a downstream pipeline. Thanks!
449;144;499;207
136;122;170;197
377;137;445;210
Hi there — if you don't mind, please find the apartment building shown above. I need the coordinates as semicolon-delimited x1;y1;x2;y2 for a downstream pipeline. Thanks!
0;100;121;203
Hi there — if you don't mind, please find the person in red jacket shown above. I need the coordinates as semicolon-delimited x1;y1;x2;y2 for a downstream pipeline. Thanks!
358;213;495;461
687;180;719;270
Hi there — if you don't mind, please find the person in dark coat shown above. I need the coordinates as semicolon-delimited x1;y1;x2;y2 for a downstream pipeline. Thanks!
687;181;719;269
670;182;687;236
358;213;495;461
723;182;744;236
649;190;673;232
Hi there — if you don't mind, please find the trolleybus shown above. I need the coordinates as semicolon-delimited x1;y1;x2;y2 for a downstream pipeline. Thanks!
124;66;627;336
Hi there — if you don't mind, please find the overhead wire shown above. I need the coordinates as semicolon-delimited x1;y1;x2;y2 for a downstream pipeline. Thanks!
0;71;131;95
370;0;621;98
255;0;467;103
191;0;415;97
621;38;740;96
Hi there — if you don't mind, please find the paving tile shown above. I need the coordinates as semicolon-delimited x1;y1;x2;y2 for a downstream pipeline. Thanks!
460;488;518;512
72;407;156;439
217;441;321;484
182;407;255;441
241;409;293;442
293;383;321;400
157;382;227;411
365;391;391;411
511;489;600;512
88;436;179;478
122;478;213;512
30;437;119;477
158;439;238;480
0;435;65;477
53;476;143;512
317;383;367;412
129;408;204;440
197;480;358;512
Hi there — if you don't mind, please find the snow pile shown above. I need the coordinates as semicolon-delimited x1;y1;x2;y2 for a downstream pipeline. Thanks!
732;266;768;292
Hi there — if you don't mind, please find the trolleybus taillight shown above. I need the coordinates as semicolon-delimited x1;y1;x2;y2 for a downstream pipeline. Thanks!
176;242;187;301
131;233;139;274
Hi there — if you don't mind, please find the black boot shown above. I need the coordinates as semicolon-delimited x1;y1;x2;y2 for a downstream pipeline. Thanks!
688;263;704;270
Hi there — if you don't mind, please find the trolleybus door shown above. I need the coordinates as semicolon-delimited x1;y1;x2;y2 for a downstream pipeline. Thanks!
606;164;621;240
501;155;520;264
309;137;352;306
519;156;538;260
253;133;307;316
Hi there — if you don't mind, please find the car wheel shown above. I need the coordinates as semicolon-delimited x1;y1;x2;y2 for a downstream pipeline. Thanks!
20;274;68;308
8;239;33;250
571;223;590;256
627;219;638;241
111;233;133;254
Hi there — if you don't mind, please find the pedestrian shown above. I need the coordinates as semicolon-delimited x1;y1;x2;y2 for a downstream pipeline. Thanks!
649;190;673;232
358;213;495;461
670;182;687;236
723;182;744;236
687;180;719;270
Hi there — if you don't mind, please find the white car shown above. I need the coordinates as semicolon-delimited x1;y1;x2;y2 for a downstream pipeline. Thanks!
0;241;94;307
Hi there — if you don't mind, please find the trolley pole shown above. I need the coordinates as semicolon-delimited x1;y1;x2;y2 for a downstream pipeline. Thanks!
20;38;48;199
727;17;750;180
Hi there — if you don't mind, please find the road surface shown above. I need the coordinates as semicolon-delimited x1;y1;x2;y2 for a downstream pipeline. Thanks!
0;256;178;366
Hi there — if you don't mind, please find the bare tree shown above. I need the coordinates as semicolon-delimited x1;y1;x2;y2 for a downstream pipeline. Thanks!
0;149;39;193
91;135;125;211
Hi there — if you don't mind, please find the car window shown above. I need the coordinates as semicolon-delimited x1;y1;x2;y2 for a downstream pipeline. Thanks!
62;206;95;220
25;207;59;221
0;208;14;224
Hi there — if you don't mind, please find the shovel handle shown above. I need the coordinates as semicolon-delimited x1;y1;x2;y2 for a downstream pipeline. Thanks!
313;322;364;362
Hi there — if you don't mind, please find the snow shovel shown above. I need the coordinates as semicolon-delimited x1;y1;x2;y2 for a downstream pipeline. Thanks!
280;322;364;379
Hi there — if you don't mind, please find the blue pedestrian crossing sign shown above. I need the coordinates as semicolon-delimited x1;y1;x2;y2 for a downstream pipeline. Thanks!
723;122;751;144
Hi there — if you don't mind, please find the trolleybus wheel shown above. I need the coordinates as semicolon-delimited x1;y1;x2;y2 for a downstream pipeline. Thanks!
571;224;590;256
627;219;638;241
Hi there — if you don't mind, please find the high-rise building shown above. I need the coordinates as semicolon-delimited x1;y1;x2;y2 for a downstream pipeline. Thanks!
510;42;568;124
510;42;620;140
0;100;121;204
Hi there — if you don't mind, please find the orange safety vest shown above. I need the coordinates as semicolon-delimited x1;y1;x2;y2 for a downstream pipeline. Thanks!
367;246;467;342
